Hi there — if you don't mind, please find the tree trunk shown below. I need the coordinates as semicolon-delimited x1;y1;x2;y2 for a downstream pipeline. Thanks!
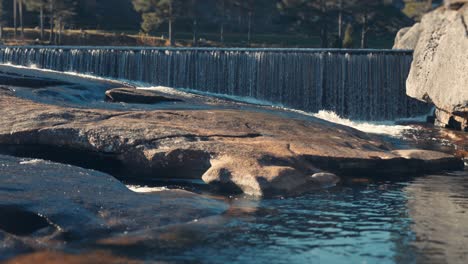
13;0;17;38
168;19;174;46
168;2;174;46
320;0;328;48
220;23;224;43
191;0;198;46
337;0;343;48
58;18;63;45
49;1;55;43
192;19;198;46
40;6;45;40
361;14;368;49
49;15;54;43
19;0;24;39
247;12;252;45
219;0;225;44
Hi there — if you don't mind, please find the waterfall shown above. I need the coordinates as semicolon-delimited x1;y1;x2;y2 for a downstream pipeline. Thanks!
0;46;430;121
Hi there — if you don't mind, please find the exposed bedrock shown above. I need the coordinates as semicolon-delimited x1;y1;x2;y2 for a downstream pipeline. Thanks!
394;2;468;131
0;154;227;260
1;89;464;196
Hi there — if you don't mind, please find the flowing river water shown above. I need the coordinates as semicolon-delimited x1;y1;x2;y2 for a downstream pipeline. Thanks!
137;173;468;263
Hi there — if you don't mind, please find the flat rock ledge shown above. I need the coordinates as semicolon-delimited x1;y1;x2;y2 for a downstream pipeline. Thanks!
105;87;183;104
394;2;468;131
0;90;464;196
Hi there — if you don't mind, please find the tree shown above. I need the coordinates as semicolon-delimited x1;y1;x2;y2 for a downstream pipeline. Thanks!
247;0;253;45
277;0;334;47
11;0;25;39
24;0;47;40
189;0;199;46
235;0;255;45
342;23;353;48
216;0;227;43
360;10;368;48
337;0;343;48
13;0;17;38
46;0;76;44
319;0;328;48
0;0;5;39
133;0;184;46
344;0;381;49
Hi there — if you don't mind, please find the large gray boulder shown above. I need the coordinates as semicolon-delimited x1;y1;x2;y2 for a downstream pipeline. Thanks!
395;3;468;131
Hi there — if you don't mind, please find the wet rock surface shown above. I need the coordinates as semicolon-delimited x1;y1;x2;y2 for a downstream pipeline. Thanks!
395;3;468;131
105;87;183;104
0;154;227;261
0;73;69;88
0;86;464;196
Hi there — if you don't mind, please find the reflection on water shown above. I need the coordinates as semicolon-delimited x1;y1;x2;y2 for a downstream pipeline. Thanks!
4;165;465;263
405;171;468;264
122;172;468;264
189;183;418;264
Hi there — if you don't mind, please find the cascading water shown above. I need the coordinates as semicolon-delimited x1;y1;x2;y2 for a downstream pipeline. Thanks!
0;46;430;120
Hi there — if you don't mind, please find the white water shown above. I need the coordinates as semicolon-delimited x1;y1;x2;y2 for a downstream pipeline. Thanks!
127;185;170;193
312;110;419;137
19;159;47;165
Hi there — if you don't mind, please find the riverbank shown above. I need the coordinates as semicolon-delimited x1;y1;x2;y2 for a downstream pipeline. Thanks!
0;27;395;49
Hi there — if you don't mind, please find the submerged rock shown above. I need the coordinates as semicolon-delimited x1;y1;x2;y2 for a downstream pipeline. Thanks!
395;3;468;131
105;87;183;104
0;89;464;196
0;154;227;260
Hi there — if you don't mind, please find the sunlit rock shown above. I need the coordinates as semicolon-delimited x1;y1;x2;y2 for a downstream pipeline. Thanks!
396;3;468;131
0;88;463;197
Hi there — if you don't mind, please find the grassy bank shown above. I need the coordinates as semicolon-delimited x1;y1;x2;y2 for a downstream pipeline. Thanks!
0;28;395;49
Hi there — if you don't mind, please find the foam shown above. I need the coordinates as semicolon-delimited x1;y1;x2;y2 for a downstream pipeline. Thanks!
126;185;170;193
19;159;46;165
311;110;417;137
